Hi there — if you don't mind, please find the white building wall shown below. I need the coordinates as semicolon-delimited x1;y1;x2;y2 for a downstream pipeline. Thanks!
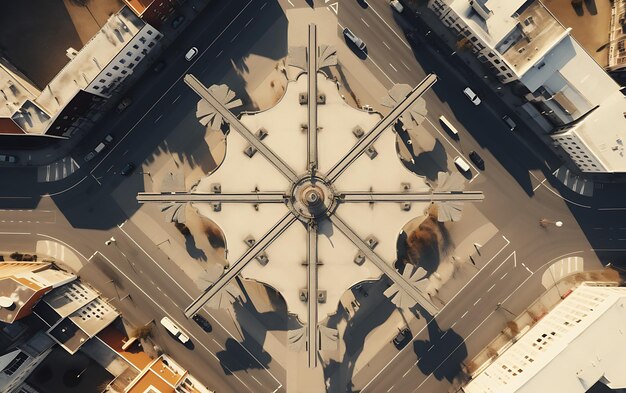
551;132;607;172
464;283;626;393
85;23;161;98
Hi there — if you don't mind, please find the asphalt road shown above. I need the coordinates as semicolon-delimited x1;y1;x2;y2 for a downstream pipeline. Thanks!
0;1;625;393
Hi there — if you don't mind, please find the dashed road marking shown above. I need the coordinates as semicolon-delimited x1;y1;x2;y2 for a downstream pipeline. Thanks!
389;63;398;72
361;18;370;27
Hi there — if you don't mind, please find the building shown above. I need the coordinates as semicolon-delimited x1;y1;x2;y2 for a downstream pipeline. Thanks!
608;0;626;73
464;283;626;393
0;262;76;324
428;0;626;173
124;355;214;393
33;280;118;354
0;6;161;141
123;0;183;28
0;331;56;393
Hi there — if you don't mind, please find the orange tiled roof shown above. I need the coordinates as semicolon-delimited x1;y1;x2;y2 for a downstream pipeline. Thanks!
97;324;152;370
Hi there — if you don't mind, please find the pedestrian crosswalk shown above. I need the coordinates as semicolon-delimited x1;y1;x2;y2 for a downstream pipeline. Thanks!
541;256;584;289
552;165;594;197
37;156;80;183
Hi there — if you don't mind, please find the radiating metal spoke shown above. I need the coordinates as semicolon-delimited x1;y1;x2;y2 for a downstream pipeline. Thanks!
185;75;299;182
337;191;484;203
326;74;437;182
306;220;318;367
185;212;297;317
137;192;286;204
307;24;318;173
327;212;438;315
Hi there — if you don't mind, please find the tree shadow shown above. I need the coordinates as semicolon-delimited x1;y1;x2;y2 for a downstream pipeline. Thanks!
324;277;396;393
413;317;467;383
584;0;597;16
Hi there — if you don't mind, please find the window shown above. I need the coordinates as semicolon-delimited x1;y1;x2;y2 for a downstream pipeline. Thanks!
93;86;100;90
487;52;495;58
506;73;513;78
494;59;501;64
148;42;155;48
3;352;28;376
133;44;139;49
147;30;153;35
128;63;135;69
126;51;132;56
106;72;112;77
500;66;507;71
113;65;119;70
470;37;478;42
99;79;105;83
120;59;126;64
135;56;141;61
121;70;128;75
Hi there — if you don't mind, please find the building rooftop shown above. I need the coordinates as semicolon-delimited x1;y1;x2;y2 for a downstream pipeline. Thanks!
465;283;626;393
0;58;40;119
125;355;210;393
12;6;145;134
123;0;155;16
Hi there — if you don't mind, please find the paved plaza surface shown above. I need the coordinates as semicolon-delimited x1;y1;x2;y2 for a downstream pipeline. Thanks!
1;1;626;393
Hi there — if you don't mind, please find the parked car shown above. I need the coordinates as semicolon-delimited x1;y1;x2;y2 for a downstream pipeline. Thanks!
120;162;136;176
185;47;199;61
160;317;190;344
343;27;366;51
192;314;212;332
469;151;485;170
116;97;132;112
0;154;17;163
153;61;166;73
390;0;404;12
502;115;517;130
392;327;412;349
463;87;481;105
454;156;471;173
171;15;185;29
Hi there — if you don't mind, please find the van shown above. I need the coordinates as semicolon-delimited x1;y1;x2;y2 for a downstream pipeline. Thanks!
160;317;189;344
439;115;459;137
454;156;471;173
94;143;106;153
502;115;517;130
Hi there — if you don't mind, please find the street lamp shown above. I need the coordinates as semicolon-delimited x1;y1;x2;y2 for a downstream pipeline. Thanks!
495;302;515;317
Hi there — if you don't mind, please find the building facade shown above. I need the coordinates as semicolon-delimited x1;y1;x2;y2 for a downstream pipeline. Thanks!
464;283;626;393
428;0;626;173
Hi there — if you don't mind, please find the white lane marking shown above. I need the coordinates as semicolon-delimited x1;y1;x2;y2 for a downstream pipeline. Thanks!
250;375;263;386
90;0;255;175
383;41;391;50
500;272;508;280
287;0;294;6
338;22;395;84
106;164;114;174
172;94;181;104
441;330;448;338
154;114;163;123
361;18;370;27
389;63;398;72
212;338;225;350
95;252;253;392
402;368;412;378
487;283;495;292
361;235;510;392
244;17;254;28
401;60;411;71
598;207;626;211
216;49;223;58
0;231;31;235
366;1;411;49
261;1;267;10
387;385;395;392
450;322;457;329
490;251;516;276
88;251;97;260
533;178;546;192
521;262;533;274
473;298;481;306
461;311;468;318
427;345;435;352
117;223;282;388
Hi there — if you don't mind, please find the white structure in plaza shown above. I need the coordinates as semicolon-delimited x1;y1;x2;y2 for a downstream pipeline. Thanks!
428;0;626;173
464;282;626;393
138;25;484;367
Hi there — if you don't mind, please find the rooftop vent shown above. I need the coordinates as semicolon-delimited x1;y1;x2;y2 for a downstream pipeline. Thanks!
0;297;13;308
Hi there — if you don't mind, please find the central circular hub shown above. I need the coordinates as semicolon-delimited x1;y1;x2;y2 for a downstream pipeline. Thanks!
289;175;336;220
304;188;322;205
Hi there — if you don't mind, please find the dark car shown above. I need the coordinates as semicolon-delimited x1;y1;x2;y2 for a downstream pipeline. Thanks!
171;15;185;29
469;151;485;170
153;61;166;73
192;314;212;332
120;162;135;176
392;327;412;349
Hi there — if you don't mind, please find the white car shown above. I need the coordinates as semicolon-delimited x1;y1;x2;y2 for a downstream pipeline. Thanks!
390;0;404;12
343;28;366;51
463;87;481;105
185;47;198;61
160;317;190;344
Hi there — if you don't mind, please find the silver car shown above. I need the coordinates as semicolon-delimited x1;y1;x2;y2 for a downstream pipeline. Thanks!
343;28;366;51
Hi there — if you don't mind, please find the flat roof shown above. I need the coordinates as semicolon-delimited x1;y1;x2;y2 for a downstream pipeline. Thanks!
43;281;99;318
0;277;42;323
